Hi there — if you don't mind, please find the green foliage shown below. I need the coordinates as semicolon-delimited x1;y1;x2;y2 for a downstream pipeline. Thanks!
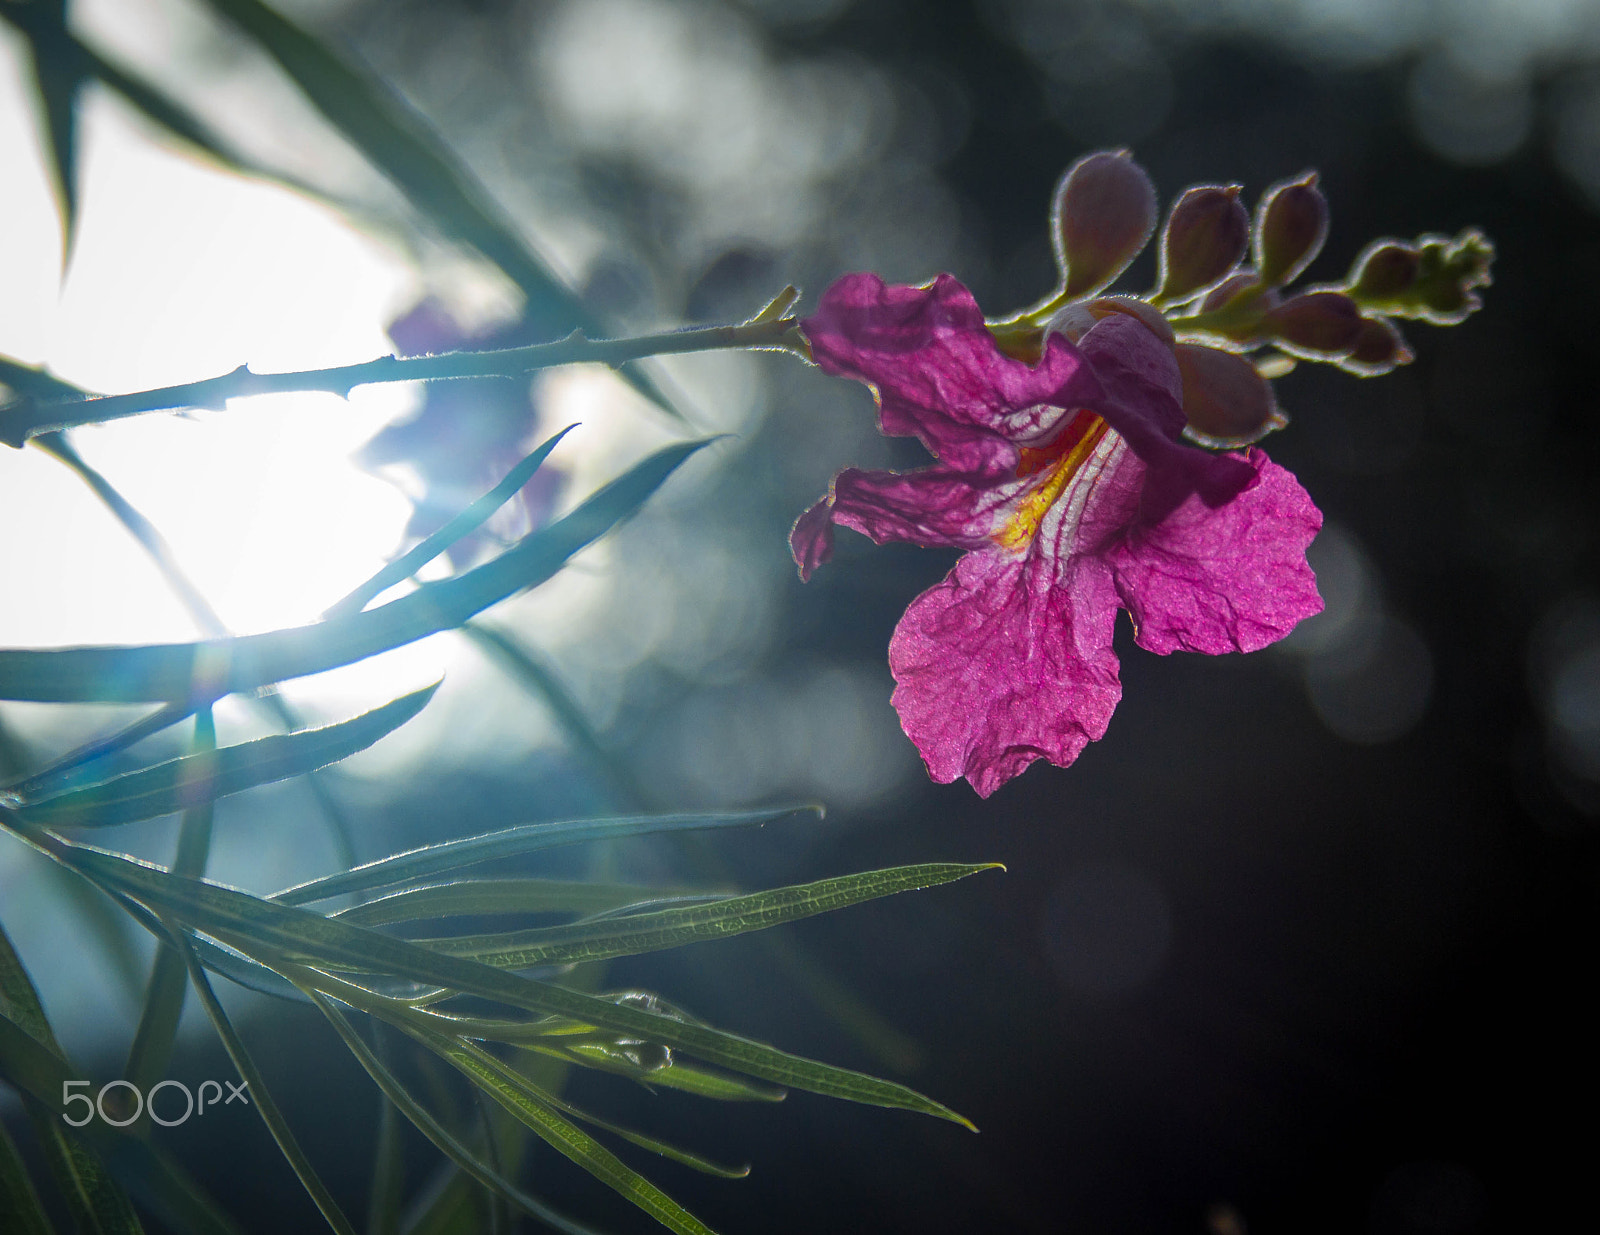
10;685;435;827
0;438;712;702
0;6;993;1231
0;430;992;1231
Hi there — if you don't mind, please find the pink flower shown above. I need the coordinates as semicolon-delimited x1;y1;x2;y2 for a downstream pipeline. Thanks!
793;273;1323;797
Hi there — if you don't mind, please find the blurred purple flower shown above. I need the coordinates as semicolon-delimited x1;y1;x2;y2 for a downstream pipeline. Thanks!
359;297;564;567
793;273;1323;797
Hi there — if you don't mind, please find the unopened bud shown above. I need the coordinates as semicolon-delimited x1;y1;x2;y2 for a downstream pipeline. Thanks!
1200;272;1270;314
1341;316;1414;375
1174;343;1285;445
1086;295;1174;344
1263;290;1365;356
1347;241;1421;302
1052;150;1158;300
1254;172;1329;287
1158;185;1249;303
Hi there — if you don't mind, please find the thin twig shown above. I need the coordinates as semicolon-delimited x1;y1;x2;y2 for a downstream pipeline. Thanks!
0;317;802;446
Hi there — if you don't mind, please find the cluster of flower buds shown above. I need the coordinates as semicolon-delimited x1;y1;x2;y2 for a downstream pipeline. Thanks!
988;150;1494;448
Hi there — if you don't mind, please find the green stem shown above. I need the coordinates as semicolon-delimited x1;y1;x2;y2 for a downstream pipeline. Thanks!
0;316;802;446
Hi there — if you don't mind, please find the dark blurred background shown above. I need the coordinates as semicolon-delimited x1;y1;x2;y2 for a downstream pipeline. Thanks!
4;0;1599;1232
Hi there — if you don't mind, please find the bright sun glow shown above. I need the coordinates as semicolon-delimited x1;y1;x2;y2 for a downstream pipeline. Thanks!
0;46;427;665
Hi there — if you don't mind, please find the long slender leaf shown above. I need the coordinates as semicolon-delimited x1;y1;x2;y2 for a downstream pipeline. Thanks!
305;990;607;1235
0;920;145;1234
193;0;576;321
550;1044;786;1103
184;933;310;1002
6;358;361;867
422;863;1001;969
4;701;193;799
411;1028;718;1235
37;836;973;1126
364;1026;404;1235
335;878;719;927
326;427;575;620
483;1069;749;1180
0;438;711;703
0;1113;53;1235
124;710;217;1098
192;0;678;419
76;32;357;217
278;806;815;906
0;8;349;248
174;936;358;1235
10;0;84;261
14;685;436;827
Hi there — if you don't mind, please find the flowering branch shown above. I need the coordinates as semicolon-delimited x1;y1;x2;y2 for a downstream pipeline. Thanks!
0;312;802;447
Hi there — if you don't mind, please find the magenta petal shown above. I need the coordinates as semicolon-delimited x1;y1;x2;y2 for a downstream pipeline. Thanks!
803;273;1107;474
1076;314;1256;503
827;465;1016;551
1112;448;1324;655
790;496;837;582
889;549;1123;797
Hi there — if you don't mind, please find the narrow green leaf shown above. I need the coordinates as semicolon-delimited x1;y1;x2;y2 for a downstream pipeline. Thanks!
78;33;354;215
0;920;146;1235
0;1113;53;1235
174;936;358;1235
41;838;973;1127
124;710;217;1098
279;806;814;906
335;879;719;927
305;991;607;1235
14;685;436;827
193;0;571;317
364;1031;404;1235
5;701;194;800
412;1029;719;1235
0;1012;141;1235
0;438;711;703
551;1045;786;1104
10;1;86;261
326;427;575;620
423;863;1003;969
191;0;678;418
493;1074;750;1180
186;934;309;1002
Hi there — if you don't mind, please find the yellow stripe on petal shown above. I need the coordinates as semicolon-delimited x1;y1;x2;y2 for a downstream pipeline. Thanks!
992;412;1109;554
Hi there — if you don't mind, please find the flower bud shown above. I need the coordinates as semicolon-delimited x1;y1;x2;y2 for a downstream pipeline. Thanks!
1254;172;1329;287
1086;295;1174;344
1347;241;1421;302
1200;271;1271;314
1157;185;1249;303
1340;316;1414;375
1052;150;1158;300
1263;290;1365;356
1174;343;1285;445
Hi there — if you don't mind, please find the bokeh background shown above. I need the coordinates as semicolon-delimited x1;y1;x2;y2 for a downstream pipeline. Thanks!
2;0;1597;1231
